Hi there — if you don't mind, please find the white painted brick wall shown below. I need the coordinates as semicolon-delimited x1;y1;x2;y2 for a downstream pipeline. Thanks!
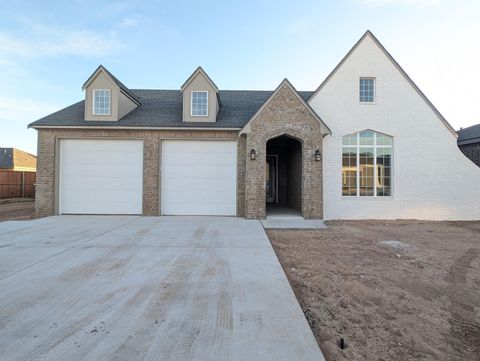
309;34;480;220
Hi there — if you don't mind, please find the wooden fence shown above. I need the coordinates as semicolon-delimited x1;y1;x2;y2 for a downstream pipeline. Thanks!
0;170;36;199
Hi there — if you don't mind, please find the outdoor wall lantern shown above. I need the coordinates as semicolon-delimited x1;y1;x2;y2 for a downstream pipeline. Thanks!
314;149;321;161
250;149;256;160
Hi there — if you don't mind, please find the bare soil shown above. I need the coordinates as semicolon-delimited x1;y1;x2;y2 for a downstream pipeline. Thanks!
267;220;480;361
0;198;35;222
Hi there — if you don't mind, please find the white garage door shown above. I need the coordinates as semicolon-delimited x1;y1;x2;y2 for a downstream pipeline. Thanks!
59;139;143;214
162;140;237;215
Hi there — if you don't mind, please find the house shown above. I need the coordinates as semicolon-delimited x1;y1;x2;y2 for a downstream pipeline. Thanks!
457;124;480;167
0;148;36;198
0;148;37;172
29;31;480;220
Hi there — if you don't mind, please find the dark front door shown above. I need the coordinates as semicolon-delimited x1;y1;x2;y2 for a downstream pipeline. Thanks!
266;155;277;203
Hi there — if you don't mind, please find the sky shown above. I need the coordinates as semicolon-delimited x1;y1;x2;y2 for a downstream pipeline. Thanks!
1;0;479;155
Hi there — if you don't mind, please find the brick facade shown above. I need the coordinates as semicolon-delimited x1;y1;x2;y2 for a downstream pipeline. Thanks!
243;83;324;219
35;129;240;217
459;142;480;168
35;85;325;220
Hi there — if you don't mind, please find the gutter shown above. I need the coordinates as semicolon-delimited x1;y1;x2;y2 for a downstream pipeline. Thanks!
29;125;242;131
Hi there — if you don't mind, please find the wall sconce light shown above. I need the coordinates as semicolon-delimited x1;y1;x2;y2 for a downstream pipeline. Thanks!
314;149;321;161
250;149;256;160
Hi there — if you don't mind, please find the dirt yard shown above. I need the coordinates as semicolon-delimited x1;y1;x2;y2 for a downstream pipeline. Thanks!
0;198;35;222
267;221;480;361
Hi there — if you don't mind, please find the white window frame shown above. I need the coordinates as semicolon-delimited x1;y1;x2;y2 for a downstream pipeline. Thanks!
92;89;111;116
191;91;209;117
359;77;376;104
342;130;393;198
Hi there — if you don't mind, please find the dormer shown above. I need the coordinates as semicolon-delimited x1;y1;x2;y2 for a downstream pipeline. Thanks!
181;67;220;123
82;65;140;121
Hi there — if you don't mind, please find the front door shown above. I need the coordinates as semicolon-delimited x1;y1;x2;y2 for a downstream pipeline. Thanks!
266;155;277;203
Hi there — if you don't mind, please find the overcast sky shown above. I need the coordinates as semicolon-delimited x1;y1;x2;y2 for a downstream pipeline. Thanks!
1;0;479;154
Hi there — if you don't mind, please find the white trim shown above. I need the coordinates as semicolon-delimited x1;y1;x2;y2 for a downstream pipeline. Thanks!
190;90;209;117
92;89;111;116
30;126;241;130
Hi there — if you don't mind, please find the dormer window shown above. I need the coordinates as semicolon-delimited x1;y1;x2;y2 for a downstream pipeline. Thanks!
191;91;208;116
93;89;111;115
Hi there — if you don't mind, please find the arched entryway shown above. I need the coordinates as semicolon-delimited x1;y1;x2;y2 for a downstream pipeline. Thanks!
241;79;328;219
266;135;302;216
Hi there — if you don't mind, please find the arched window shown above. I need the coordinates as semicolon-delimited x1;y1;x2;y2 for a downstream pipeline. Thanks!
342;130;392;197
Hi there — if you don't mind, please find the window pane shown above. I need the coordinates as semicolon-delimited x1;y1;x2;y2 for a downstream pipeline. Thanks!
342;147;357;196
192;91;208;116
93;90;110;115
376;147;392;196
359;130;374;145
376;133;392;146
359;78;375;102
342;130;392;197
359;147;374;196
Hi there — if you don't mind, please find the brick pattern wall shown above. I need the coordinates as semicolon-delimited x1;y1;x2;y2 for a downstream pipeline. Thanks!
310;33;480;220
35;129;239;217
244;83;324;219
459;143;480;167
36;131;56;217
236;134;247;217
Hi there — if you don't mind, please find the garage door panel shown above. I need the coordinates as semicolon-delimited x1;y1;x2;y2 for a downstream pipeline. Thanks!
162;141;237;216
60;139;143;214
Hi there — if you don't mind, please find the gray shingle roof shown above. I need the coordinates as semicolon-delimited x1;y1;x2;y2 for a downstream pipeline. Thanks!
29;90;314;128
457;124;480;145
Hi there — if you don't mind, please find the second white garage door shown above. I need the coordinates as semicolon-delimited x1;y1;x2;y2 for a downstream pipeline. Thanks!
161;140;237;215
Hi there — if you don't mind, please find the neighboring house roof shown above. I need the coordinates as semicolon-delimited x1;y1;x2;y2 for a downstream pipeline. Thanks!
29;90;314;129
309;30;458;137
82;65;141;105
0;148;37;171
457;123;480;145
0;148;13;169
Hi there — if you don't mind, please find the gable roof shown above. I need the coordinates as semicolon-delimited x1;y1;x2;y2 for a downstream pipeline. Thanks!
458;123;480;145
82;65;141;105
180;66;219;92
309;30;457;137
29;89;314;129
240;79;331;135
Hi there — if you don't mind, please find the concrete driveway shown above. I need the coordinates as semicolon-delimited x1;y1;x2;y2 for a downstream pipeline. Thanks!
0;216;324;361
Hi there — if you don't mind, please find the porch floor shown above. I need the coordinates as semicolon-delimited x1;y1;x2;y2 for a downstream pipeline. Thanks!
263;204;326;229
266;204;301;217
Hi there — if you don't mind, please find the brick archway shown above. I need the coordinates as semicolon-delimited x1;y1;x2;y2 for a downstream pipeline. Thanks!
245;128;322;219
242;81;325;219
265;134;303;216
